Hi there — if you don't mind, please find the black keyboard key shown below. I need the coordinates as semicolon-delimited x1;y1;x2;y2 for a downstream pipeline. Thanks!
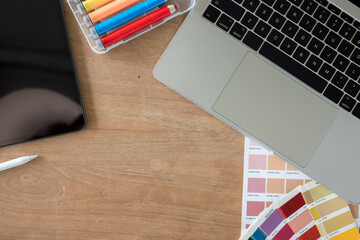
326;15;343;32
344;80;360;97
254;20;271;38
269;12;286;29
355;21;360;31
286;6;304;23
234;0;243;4
300;14;316;32
340;95;356;112
320;46;337;63
216;14;234;32
312;22;329;40
306;54;323;72
203;5;221;23
314;0;328;6
262;0;276;6
339;23;356;40
274;0;291;14
268;29;285;46
350;48;360;66
260;42;327;92
211;0;245;21
352;104;360;119
319;63;336;80
255;3;273;21
281;20;299;38
288;0;301;6
243;0;261;12
346;63;360;80
314;6;330;23
325;31;342;49
333;54;350;72
301;0;318;15
328;3;341;15
338;40;355;57
293;46;310;63
352;32;360;48
331;72;348;89
243;31;264;50
241;12;259;30
280;37;298;55
324;84;344;103
295;29;311;47
230;23;248;40
308;38;324;55
340;12;354;24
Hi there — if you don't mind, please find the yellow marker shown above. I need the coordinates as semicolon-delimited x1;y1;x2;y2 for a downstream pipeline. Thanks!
77;0;114;15
84;0;140;26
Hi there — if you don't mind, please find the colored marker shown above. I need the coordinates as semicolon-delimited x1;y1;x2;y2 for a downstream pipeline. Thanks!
84;0;141;27
96;5;177;49
76;0;114;15
90;0;167;38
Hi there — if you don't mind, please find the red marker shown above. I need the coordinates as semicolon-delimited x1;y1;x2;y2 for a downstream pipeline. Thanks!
97;5;178;49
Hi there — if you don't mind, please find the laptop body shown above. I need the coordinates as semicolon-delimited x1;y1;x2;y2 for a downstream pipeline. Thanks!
154;0;360;203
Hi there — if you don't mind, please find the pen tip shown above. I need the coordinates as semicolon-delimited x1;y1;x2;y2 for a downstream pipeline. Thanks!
29;155;38;161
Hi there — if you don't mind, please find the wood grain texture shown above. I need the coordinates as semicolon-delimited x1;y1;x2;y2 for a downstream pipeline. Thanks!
0;1;245;239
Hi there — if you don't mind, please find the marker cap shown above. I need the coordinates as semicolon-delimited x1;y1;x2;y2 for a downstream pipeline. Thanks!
83;15;93;27
89;27;99;39
95;39;105;51
77;3;87;15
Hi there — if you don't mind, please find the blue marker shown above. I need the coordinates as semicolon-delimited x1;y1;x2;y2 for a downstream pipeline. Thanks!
90;0;167;37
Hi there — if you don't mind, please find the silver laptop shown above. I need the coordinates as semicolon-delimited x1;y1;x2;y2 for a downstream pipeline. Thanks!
154;0;360;202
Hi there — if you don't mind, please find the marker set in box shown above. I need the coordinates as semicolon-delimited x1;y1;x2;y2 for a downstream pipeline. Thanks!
67;0;195;53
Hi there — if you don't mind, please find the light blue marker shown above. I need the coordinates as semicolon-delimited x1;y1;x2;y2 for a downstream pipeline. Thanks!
91;0;167;37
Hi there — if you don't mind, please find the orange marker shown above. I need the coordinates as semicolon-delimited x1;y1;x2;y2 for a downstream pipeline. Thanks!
84;0;140;26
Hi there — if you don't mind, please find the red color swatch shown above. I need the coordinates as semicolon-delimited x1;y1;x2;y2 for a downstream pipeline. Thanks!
280;193;306;217
300;225;321;240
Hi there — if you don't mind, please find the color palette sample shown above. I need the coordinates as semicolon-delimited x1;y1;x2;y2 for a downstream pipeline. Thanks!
242;138;312;230
302;182;360;239
241;182;360;240
241;137;360;234
242;187;322;240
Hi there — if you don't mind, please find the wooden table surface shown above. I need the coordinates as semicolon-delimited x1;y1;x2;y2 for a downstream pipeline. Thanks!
0;2;245;239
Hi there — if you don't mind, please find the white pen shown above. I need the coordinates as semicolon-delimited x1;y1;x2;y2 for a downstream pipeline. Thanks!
0;155;38;172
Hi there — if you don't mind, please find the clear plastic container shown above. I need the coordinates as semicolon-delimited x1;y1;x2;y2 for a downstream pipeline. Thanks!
67;0;195;54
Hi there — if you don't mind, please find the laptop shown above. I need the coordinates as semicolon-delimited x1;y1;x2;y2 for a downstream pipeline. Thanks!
0;0;86;148
154;0;360;203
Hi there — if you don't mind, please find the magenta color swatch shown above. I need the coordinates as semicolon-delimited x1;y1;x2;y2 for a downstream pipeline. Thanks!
273;224;294;240
247;201;265;216
248;178;266;193
249;154;267;170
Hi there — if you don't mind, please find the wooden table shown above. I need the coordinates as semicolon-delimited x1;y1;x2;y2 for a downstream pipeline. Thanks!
0;2;245;239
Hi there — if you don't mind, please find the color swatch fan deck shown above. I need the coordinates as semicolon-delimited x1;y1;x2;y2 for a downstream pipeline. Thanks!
241;137;360;231
241;181;359;240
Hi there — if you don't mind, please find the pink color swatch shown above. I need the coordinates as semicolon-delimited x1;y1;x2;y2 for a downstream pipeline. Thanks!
248;178;266;193
247;201;265;216
249;155;267;170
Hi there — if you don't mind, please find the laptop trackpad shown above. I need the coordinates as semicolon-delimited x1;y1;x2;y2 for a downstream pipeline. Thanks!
213;53;338;168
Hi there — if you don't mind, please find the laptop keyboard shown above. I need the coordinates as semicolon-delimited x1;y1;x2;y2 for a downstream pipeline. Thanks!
203;0;360;119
